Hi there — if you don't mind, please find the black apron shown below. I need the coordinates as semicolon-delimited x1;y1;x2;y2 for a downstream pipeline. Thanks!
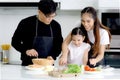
33;19;53;58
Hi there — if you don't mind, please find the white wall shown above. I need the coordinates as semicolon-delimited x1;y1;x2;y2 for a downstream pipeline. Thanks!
0;7;80;64
0;7;119;64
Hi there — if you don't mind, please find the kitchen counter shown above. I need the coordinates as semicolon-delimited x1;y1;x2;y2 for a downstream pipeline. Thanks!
1;63;120;80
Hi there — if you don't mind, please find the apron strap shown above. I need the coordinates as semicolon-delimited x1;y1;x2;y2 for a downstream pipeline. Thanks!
35;18;38;37
49;25;53;37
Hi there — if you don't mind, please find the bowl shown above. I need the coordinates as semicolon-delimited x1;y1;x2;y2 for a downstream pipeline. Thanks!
32;58;54;66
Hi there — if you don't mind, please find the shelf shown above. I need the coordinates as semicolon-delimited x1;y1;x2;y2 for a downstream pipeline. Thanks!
0;2;38;7
0;2;60;10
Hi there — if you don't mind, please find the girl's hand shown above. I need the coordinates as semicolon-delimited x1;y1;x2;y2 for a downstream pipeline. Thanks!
59;56;67;66
89;59;96;66
26;49;38;57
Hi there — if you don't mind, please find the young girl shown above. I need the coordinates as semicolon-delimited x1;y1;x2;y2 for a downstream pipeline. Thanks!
65;27;91;65
59;7;111;68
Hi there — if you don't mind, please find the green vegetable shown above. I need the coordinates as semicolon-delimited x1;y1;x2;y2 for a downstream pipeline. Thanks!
95;67;101;71
63;64;81;74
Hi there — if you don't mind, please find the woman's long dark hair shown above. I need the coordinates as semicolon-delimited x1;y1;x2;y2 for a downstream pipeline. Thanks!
80;7;111;57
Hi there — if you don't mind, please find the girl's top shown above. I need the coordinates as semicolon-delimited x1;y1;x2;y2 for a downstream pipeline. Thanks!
67;42;91;65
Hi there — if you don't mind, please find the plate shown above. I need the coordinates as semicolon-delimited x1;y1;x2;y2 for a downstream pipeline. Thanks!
25;65;44;71
84;71;102;74
44;65;54;72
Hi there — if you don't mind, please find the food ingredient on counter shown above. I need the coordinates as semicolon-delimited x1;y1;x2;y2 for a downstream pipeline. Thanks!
84;65;101;71
63;64;81;74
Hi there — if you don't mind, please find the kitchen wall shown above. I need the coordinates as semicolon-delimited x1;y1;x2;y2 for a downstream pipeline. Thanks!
0;0;119;64
0;7;81;64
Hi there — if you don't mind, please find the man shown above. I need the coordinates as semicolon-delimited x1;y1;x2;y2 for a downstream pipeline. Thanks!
11;0;63;66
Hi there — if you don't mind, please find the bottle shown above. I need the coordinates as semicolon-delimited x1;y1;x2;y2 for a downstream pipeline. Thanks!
0;51;3;61
2;50;9;64
1;44;10;64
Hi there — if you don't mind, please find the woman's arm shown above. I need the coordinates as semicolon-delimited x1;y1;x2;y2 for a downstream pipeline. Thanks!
90;45;106;65
59;32;72;65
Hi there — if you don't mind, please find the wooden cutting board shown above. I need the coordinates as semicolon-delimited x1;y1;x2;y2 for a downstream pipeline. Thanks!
48;71;80;77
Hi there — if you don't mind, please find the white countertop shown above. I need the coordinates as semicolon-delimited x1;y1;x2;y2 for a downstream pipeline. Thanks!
1;63;120;80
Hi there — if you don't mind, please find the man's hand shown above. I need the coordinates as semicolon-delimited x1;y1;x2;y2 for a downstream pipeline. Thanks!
26;49;38;57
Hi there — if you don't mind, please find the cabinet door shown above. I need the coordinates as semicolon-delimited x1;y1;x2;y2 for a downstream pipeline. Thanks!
98;0;119;9
0;0;28;2
60;0;98;10
27;0;39;2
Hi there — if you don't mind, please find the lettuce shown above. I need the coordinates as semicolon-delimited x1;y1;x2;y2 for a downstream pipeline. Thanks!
63;64;81;74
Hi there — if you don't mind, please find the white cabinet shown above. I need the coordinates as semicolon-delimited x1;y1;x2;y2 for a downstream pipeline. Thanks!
0;0;59;2
60;0;98;10
0;0;28;2
98;0;119;9
0;0;119;10
27;0;39;2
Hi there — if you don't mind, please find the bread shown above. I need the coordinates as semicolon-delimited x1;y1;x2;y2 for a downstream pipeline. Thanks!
32;58;54;66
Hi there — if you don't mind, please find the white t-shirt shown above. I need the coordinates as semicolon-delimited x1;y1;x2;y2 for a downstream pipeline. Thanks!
87;28;110;45
67;42;91;65
73;21;110;45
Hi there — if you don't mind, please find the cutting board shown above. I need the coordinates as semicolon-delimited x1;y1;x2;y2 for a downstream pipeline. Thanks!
48;71;80;77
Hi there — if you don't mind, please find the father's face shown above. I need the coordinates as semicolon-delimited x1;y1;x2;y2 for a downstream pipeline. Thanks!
38;10;56;24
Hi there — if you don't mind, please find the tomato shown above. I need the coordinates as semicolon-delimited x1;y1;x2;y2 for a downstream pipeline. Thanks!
84;65;90;71
84;65;96;71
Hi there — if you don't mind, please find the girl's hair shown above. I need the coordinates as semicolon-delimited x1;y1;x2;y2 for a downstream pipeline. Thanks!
80;7;112;57
71;27;85;37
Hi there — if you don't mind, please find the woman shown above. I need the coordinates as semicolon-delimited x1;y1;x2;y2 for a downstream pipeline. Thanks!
59;7;111;68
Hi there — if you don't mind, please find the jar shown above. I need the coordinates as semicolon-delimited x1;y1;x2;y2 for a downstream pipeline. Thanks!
0;51;3;61
1;44;10;64
2;50;9;64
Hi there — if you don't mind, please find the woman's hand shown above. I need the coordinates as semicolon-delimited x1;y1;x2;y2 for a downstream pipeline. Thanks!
89;58;96;66
59;56;67;66
26;49;38;57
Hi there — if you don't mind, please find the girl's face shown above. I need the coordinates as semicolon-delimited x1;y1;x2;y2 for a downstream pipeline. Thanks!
71;35;85;47
81;13;95;31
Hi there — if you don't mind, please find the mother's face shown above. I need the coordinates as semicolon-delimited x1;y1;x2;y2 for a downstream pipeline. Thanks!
81;13;95;31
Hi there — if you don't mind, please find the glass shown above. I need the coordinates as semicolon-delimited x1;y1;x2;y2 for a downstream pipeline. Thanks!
39;10;57;19
45;13;57;19
2;50;9;63
1;44;10;64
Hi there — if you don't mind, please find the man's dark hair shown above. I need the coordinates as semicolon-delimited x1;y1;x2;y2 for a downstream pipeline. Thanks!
38;0;57;15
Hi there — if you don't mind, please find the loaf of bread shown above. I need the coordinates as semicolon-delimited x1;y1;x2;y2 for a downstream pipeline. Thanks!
32;58;54;66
